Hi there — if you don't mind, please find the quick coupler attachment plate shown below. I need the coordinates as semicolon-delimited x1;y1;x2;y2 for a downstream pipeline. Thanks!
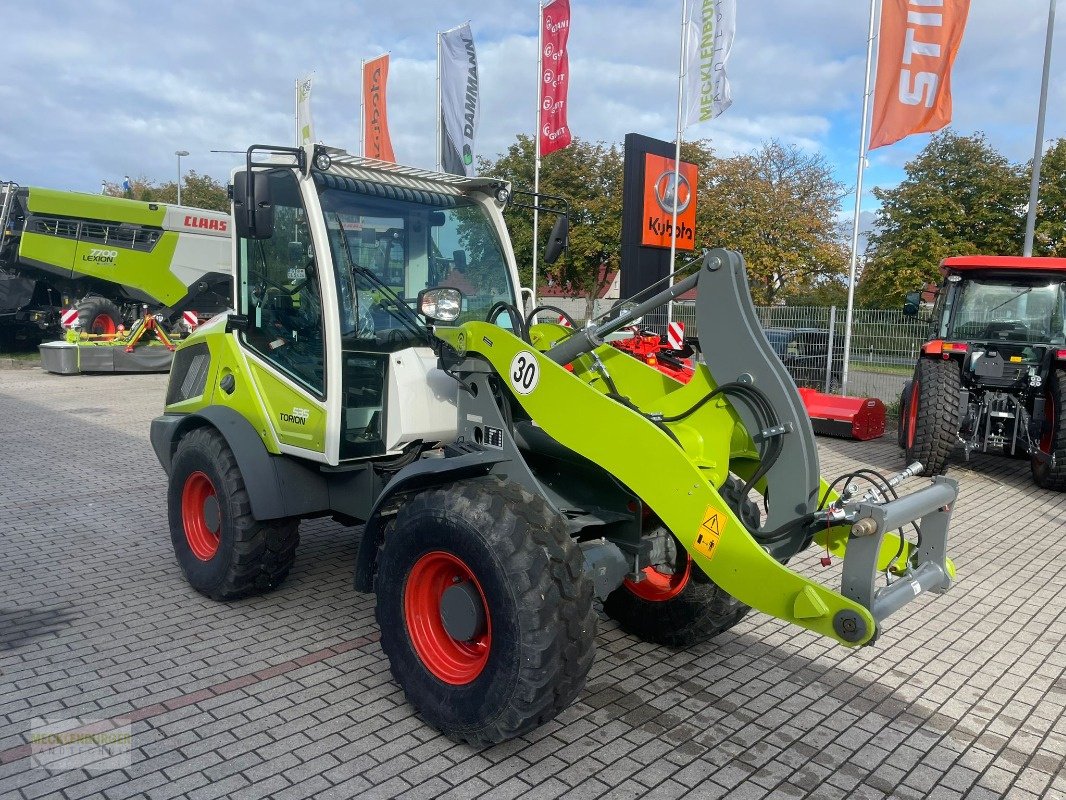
839;475;957;631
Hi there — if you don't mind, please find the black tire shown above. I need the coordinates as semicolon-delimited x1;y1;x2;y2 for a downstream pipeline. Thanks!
897;382;912;450
374;477;596;746
903;358;961;476
76;296;123;335
168;427;299;600
1031;368;1066;490
602;476;759;648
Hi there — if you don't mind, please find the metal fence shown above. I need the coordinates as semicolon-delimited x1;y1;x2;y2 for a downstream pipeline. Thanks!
580;301;932;414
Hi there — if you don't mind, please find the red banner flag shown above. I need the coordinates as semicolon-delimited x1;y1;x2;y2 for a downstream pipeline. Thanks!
869;0;971;150
363;54;395;162
539;0;572;156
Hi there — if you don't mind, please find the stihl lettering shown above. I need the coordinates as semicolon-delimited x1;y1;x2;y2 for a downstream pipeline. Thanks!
898;0;943;107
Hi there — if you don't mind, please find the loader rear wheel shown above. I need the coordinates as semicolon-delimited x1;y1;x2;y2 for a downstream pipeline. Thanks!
375;477;596;746
76;296;123;335
1031;368;1066;491
904;358;961;475
168;427;299;600
602;477;758;648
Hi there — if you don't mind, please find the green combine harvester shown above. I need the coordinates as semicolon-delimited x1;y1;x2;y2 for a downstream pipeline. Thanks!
0;181;230;371
151;144;959;746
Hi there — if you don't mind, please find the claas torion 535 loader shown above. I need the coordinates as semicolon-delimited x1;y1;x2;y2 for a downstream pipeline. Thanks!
150;144;958;746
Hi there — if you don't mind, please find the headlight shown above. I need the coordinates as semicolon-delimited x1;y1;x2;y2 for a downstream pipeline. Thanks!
418;288;463;323
1030;374;1043;388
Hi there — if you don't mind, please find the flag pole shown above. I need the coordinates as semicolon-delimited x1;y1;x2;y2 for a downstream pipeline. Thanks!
667;0;689;330
360;59;366;156
436;32;442;172
532;2;546;310
294;78;299;146
841;0;879;395
1023;0;1057;257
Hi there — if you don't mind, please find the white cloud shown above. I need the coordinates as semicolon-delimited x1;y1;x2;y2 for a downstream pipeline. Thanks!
0;0;1060;211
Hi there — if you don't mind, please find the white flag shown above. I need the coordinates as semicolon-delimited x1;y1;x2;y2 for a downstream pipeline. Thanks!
439;23;480;176
684;0;735;126
296;75;315;146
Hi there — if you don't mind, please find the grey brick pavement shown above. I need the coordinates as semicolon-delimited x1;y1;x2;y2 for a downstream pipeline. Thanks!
0;368;1064;799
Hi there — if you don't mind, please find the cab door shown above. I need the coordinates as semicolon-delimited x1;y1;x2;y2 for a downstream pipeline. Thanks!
235;168;331;459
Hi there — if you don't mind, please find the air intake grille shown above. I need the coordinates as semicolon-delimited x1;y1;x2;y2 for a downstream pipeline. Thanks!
166;342;211;405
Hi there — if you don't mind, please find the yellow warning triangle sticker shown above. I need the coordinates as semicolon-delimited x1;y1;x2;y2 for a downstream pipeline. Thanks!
693;506;726;561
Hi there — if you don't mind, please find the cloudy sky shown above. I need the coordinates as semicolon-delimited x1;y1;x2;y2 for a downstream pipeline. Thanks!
0;0;1061;222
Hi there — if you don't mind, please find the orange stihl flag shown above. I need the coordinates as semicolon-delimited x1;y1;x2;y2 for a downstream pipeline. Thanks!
869;0;970;150
363;54;395;162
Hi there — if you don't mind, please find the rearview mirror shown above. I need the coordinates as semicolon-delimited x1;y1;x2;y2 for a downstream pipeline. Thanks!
232;171;274;240
903;290;921;316
544;214;568;265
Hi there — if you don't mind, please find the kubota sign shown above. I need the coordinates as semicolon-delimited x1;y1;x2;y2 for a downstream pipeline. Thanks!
640;154;697;251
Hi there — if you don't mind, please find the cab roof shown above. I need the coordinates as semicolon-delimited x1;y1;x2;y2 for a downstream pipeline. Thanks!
940;255;1066;274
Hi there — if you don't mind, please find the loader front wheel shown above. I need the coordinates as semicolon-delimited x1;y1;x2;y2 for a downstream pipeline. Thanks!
1031;368;1066;490
168;427;299;600
375;477;596;746
904;358;961;475
602;541;749;648
602;477;758;648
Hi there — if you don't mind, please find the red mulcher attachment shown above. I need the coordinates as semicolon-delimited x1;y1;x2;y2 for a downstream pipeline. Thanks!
797;388;886;441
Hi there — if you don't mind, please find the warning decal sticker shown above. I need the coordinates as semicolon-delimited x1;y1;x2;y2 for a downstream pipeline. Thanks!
693;506;726;561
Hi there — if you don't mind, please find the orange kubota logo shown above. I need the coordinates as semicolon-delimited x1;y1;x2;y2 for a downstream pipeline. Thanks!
641;153;697;251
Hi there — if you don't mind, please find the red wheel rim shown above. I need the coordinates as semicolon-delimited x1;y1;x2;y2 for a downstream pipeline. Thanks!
906;379;920;449
91;314;117;335
1040;390;1056;454
623;556;692;601
404;551;491;685
181;471;220;561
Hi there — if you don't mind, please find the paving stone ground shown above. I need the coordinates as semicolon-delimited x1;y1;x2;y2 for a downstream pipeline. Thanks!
0;368;1064;800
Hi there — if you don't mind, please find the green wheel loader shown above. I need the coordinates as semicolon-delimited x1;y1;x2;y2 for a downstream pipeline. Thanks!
0;180;230;339
151;144;959;746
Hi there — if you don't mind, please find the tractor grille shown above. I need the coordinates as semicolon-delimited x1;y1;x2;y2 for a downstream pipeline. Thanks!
166;342;211;405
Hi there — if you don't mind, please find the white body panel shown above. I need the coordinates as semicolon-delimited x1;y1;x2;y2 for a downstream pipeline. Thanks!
384;347;459;452
163;207;232;288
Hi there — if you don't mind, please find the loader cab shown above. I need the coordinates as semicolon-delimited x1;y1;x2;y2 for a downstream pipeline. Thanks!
231;149;522;465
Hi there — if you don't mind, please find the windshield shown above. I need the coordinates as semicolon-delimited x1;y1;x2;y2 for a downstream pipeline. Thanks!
317;178;516;350
947;278;1066;344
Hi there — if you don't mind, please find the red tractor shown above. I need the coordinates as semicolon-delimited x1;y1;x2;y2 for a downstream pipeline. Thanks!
899;255;1066;489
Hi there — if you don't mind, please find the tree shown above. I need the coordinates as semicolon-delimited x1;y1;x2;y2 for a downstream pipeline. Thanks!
694;140;850;305
859;130;1026;306
1030;137;1066;257
479;135;624;320
103;171;228;211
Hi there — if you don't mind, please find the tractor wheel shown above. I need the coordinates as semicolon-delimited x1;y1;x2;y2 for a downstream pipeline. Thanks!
76;296;123;335
602;477;758;648
374;477;596;746
168;427;299;600
903;358;961;475
897;382;912;450
1031;368;1066;491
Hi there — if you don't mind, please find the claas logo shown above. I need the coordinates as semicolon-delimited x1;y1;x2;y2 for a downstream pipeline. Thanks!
183;215;228;233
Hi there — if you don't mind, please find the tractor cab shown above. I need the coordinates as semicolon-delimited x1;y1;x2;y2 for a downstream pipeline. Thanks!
229;145;523;465
923;258;1066;391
